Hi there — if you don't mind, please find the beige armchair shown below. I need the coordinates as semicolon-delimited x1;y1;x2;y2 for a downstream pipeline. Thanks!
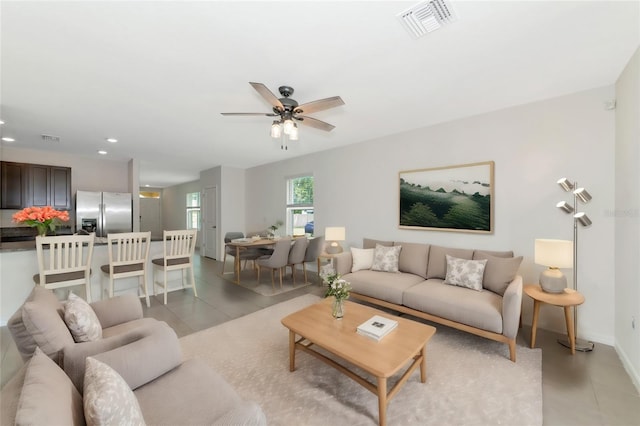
7;286;165;391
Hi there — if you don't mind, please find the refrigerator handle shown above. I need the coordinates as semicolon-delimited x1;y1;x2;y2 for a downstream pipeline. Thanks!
99;203;105;238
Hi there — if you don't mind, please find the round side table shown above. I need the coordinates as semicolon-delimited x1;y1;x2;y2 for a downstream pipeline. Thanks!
524;284;585;355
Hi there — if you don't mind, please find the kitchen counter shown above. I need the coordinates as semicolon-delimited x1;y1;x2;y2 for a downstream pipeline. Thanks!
0;236;163;252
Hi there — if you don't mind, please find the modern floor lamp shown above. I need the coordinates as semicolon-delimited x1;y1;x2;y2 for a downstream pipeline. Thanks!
556;177;595;352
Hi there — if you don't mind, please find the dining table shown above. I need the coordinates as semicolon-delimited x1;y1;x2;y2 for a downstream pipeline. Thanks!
225;238;276;285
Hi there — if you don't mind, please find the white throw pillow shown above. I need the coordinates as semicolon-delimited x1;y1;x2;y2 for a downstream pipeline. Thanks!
84;357;146;426
64;292;102;343
444;255;487;291
351;247;374;272
371;244;402;273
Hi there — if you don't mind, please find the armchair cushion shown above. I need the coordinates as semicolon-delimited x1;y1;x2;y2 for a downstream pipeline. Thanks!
20;287;74;364
64;292;102;343
83;357;146;426
63;318;166;392
90;293;143;329
14;348;84;426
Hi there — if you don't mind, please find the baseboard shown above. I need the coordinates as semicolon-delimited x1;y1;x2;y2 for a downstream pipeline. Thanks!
581;331;615;346
615;343;640;394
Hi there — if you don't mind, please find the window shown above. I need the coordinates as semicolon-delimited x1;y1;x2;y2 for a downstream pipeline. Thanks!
186;192;201;230
286;175;314;236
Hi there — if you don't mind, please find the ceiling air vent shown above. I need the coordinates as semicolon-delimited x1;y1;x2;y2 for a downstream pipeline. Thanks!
397;0;458;39
41;134;61;143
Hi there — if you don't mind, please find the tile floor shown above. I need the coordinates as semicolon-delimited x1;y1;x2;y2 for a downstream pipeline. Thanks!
2;254;639;425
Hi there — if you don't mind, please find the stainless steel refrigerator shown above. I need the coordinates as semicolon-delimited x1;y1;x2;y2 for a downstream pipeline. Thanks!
75;191;132;237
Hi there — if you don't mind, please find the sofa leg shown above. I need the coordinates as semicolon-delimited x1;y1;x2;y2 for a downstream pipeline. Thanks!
508;339;516;362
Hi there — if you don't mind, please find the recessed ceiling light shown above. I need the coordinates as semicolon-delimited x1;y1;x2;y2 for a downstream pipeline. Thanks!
106;138;118;143
97;150;108;155
0;120;5;125
144;184;150;187
2;137;15;142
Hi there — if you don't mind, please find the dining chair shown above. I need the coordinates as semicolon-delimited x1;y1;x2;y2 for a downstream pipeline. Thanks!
34;233;95;302
286;237;308;286
152;229;197;305
256;237;292;290
302;235;325;284
100;232;151;307
222;232;261;274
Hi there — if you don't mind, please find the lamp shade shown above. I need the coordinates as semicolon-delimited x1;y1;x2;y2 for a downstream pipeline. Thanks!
325;227;345;241
556;201;574;214
534;239;573;268
574;212;593;227
573;187;592;203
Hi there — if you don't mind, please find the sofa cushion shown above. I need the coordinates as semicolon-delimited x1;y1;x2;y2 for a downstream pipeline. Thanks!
344;270;424;305
7;287;40;362
363;238;393;249
403;279;503;334
474;252;523;296
20;287;74;364
395;242;429;279
83;357;146;426
372;244;402;273
64;292;103;343
135;359;245;425
427;245;474;279
15;347;85;426
444;255;487;291
474;249;514;258
350;247;374;272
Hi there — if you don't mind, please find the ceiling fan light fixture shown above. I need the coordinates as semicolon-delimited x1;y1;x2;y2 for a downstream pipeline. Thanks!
283;119;294;135
270;120;282;138
289;123;299;141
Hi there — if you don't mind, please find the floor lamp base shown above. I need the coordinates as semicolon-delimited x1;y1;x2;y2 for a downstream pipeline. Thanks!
557;337;595;352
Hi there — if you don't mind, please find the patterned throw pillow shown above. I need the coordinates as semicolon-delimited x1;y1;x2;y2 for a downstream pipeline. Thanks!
64;292;102;343
371;244;402;273
444;255;488;291
84;357;146;426
351;247;374;272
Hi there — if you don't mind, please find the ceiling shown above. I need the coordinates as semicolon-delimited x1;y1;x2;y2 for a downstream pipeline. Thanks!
1;1;638;188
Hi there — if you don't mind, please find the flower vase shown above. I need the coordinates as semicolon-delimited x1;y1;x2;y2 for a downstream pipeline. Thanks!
332;297;345;319
35;224;48;237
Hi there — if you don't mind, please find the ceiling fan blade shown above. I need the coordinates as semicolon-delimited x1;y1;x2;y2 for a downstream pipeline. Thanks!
249;82;284;111
296;116;336;132
294;96;344;115
220;112;279;116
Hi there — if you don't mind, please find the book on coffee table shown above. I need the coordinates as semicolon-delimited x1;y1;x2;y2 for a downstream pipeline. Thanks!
356;315;398;341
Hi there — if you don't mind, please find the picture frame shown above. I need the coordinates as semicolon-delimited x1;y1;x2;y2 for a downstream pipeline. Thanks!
399;161;494;233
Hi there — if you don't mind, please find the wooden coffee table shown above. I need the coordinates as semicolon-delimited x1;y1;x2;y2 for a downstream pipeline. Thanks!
281;298;436;426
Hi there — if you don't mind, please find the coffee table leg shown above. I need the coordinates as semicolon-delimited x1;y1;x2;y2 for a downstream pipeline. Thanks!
377;377;387;426
419;346;427;383
289;330;296;372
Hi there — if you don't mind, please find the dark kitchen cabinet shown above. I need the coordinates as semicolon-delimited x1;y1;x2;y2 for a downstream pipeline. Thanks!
0;161;71;210
0;162;28;209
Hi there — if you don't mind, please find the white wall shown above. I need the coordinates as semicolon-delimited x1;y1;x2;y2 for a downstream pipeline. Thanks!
200;165;245;260
161;180;201;246
615;47;640;389
246;86;616;344
0;146;130;227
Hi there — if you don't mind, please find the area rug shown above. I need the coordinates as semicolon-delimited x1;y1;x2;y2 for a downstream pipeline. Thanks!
180;294;542;426
221;267;312;296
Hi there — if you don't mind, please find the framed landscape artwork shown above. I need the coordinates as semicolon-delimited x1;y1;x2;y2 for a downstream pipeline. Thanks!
399;161;494;233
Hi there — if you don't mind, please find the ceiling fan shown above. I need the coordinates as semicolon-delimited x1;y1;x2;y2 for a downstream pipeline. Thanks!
221;82;345;143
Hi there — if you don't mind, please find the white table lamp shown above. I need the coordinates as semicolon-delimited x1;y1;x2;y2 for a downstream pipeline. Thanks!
534;239;573;293
325;227;346;254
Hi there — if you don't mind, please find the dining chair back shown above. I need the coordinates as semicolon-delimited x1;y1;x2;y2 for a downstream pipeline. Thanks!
287;237;308;286
34;233;95;302
152;229;197;304
100;232;151;307
302;235;325;283
222;232;261;274
256;237;292;290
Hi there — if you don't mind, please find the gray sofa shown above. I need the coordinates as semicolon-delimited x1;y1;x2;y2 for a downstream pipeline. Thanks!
334;238;523;362
2;287;266;425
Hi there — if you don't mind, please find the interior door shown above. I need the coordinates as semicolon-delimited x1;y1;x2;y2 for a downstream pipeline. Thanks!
203;186;217;259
